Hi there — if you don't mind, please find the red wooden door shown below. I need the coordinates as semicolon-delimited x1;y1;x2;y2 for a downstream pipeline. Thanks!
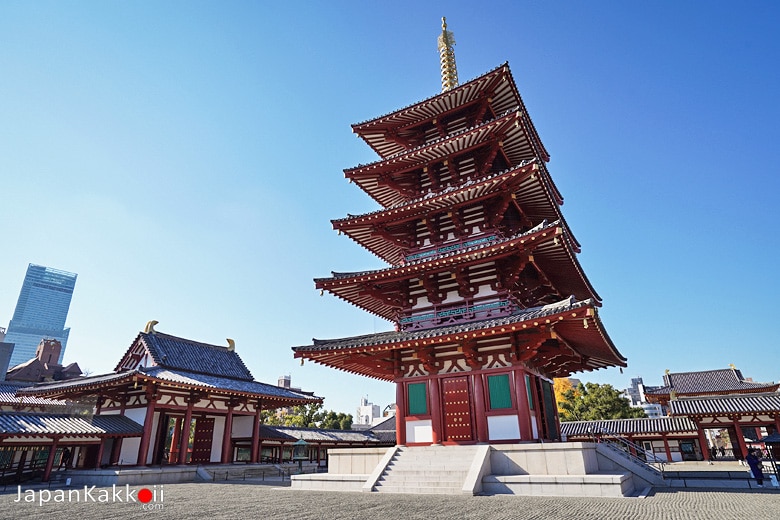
442;376;474;442
190;418;215;463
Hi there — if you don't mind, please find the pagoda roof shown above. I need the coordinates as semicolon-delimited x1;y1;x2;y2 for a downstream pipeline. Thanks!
0;412;143;437
669;392;780;416
316;221;599;321
560;417;698;438
333;159;579;264
114;331;254;381
293;296;626;380
351;63;549;162
646;368;777;397
346;109;539;207
17;366;321;406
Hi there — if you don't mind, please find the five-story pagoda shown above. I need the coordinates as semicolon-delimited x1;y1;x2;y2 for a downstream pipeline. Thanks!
294;19;626;445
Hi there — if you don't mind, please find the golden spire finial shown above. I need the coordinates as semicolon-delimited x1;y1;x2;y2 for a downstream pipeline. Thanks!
437;17;459;92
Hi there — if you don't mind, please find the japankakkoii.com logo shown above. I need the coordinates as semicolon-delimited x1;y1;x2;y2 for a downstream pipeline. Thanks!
14;484;164;510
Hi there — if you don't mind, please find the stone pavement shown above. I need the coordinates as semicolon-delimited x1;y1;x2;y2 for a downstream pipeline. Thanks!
1;481;779;520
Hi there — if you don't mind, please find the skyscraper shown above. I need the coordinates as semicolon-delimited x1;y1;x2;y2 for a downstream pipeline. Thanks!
4;264;77;367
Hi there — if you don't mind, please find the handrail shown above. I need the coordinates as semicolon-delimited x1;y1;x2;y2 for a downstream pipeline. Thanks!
588;427;665;478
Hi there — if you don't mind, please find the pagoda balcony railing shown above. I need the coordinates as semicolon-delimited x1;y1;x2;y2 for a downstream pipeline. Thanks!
404;233;498;263
399;298;514;331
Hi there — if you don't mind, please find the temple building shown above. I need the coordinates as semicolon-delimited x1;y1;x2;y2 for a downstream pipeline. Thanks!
12;322;321;481
293;19;627;446
561;366;780;463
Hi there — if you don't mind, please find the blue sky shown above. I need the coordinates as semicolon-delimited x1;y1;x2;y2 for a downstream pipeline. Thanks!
1;2;778;415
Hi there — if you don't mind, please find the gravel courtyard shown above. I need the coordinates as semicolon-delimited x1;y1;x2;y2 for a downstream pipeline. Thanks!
2;482;779;520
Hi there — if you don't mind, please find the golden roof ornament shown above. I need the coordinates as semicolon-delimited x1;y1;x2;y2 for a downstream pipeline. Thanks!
144;320;158;334
437;17;459;92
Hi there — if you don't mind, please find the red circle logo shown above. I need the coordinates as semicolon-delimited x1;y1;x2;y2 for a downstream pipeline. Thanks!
138;488;153;503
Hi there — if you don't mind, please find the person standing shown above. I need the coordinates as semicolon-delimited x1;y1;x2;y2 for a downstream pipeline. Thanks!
746;448;765;488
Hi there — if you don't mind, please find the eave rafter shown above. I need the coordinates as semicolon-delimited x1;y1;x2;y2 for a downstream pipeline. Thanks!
333;161;542;264
296;297;623;380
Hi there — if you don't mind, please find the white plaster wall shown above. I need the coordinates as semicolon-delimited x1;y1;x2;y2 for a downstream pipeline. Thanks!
231;415;254;438
211;416;225;463
123;407;147;424
406;419;433;444
119;438;140;465
530;416;538;439
487;414;521;441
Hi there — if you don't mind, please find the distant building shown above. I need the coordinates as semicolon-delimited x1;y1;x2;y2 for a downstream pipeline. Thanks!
4;264;77;367
356;396;380;426
5;338;82;383
0;327;13;381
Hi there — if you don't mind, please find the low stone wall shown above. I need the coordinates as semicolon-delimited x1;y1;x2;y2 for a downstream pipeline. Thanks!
489;442;599;476
327;447;390;475
62;466;199;486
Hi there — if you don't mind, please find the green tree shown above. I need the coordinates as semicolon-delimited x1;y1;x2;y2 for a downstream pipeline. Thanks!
318;411;353;430
284;403;323;427
558;382;646;422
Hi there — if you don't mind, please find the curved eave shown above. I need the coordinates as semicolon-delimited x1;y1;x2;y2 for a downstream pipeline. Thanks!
334;161;580;264
346;109;540;206
133;373;322;406
315;223;599;320
294;298;623;380
16;372;138;400
18;371;321;407
351;63;549;162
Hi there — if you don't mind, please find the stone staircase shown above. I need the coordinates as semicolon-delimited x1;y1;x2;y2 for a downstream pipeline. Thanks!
373;445;478;494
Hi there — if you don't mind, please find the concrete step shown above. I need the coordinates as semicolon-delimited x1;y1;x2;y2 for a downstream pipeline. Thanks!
374;483;463;494
380;469;470;478
378;477;464;486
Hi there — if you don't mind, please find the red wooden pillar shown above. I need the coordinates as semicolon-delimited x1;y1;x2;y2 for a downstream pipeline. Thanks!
221;401;235;463
774;414;780;433
178;395;195;464
250;400;262;463
733;418;748;460
429;377;443;445
696;422;710;461
42;437;59;482
278;442;285;463
136;387;157;466
395;382;407;446
662;434;672;462
316;443;322;465
95;439;106;468
513;369;532;440
472;373;488;442
110;437;123;465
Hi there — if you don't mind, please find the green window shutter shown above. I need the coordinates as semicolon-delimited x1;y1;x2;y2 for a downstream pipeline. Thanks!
525;375;534;410
488;374;512;410
407;382;428;415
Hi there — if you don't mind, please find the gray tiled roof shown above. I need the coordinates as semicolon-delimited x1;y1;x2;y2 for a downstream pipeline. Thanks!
259;425;381;443
137;331;254;381
669;393;780;416
295;296;591;353
0;412;143;436
17;367;320;404
15;371;135;395
560;417;698;437
368;416;397;444
0;382;69;407
647;368;777;395
139;367;321;402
